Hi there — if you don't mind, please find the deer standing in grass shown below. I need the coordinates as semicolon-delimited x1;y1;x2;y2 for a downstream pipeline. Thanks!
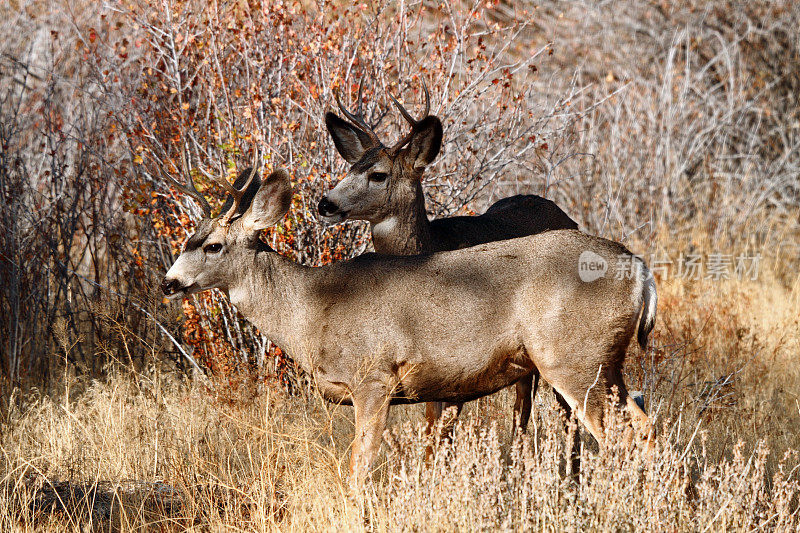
161;165;655;486
319;82;579;436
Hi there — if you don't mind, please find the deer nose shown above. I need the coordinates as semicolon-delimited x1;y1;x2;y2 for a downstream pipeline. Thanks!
318;196;339;217
161;277;180;296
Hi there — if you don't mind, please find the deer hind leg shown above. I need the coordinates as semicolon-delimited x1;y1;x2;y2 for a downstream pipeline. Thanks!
423;402;441;461
609;369;654;451
350;388;391;489
440;401;463;436
521;361;580;474
512;371;538;435
424;401;444;433
596;366;653;449
548;365;653;452
536;361;604;442
626;395;654;451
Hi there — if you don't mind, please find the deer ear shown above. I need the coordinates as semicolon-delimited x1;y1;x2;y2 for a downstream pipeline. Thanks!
240;169;294;232
402;116;442;173
326;112;376;163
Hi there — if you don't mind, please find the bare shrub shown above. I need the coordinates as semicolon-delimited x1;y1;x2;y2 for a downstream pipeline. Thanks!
521;0;799;260
0;3;167;399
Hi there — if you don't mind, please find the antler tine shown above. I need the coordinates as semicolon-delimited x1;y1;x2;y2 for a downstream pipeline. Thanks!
388;79;431;127
219;168;258;226
421;79;430;118
164;148;212;218
388;79;432;153
388;92;415;126
334;79;382;144
335;79;366;125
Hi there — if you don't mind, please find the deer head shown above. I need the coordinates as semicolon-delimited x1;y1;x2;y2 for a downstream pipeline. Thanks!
318;80;443;225
161;167;293;299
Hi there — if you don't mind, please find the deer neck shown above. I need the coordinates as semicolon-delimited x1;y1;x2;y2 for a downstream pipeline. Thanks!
371;181;433;255
226;244;313;363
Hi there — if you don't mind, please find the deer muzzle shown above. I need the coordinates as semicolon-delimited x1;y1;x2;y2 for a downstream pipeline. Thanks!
318;196;347;222
161;277;186;298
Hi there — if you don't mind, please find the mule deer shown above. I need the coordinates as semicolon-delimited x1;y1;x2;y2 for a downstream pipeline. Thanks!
319;82;579;435
162;166;655;485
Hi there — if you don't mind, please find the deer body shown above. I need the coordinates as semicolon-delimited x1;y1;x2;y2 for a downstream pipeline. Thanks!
229;246;538;406
320;86;578;433
162;169;654;484
368;182;578;255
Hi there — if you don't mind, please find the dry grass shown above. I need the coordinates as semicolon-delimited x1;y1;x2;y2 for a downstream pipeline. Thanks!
1;274;798;531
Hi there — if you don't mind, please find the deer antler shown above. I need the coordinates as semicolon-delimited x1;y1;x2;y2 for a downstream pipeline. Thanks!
335;79;383;145
216;149;260;226
387;79;430;154
165;146;260;226
164;147;213;218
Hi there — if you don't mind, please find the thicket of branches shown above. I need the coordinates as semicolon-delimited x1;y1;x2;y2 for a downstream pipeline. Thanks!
1;0;798;399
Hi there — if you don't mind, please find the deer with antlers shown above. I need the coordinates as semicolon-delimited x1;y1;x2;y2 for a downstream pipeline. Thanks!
319;81;579;439
161;163;655;487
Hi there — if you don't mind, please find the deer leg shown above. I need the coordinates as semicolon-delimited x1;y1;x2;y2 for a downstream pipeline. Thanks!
350;388;390;489
558;385;606;448
512;372;536;435
625;395;655;451
439;401;463;438
592;367;653;450
424;401;462;460
549;364;652;456
537;359;606;445
424;401;444;433
535;365;591;477
423;402;441;461
553;390;581;477
607;368;654;451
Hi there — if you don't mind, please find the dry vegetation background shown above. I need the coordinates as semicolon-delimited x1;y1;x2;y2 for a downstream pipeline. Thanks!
0;0;798;530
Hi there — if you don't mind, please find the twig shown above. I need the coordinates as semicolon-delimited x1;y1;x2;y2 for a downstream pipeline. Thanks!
52;260;211;386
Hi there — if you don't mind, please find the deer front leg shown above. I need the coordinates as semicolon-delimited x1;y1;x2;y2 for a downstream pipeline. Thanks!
350;387;390;489
553;391;581;478
424;401;444;431
425;402;463;433
439;402;463;436
424;401;463;460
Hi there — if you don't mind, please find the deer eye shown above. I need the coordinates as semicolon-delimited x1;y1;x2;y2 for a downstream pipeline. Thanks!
368;172;388;183
204;243;223;254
